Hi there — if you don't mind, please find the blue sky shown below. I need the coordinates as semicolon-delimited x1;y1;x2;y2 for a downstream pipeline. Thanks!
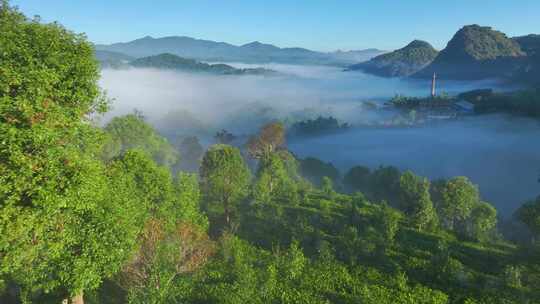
11;0;540;51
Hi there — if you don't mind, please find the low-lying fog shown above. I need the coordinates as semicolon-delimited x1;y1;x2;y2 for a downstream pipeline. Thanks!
99;64;539;215
290;117;540;216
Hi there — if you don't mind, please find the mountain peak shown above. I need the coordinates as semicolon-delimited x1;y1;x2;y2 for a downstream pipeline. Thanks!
348;39;438;77
414;25;527;79
241;41;279;49
447;24;525;60
405;40;435;50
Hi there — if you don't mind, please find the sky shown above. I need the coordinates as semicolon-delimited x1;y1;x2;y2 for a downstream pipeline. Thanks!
10;0;540;51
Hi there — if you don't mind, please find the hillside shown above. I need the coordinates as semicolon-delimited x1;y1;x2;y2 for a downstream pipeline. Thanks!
94;50;133;68
415;25;526;80
95;35;382;66
514;34;540;56
512;35;540;84
347;40;438;77
129;53;276;75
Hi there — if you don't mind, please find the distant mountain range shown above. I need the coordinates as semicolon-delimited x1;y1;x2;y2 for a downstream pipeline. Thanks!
129;53;277;75
347;24;540;82
347;40;438;77
95;28;540;83
94;36;386;66
329;49;388;64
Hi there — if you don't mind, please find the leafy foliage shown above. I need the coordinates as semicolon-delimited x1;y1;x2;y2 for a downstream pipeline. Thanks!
0;3;141;301
299;157;340;187
460;88;540;118
290;116;350;137
200;145;251;229
399;171;439;231
515;196;540;242
103;113;179;168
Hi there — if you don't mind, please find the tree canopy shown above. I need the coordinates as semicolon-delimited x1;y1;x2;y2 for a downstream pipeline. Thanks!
0;3;142;301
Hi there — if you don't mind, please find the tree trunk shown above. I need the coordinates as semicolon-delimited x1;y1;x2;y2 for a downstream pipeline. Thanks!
62;291;83;304
224;198;230;227
72;292;84;304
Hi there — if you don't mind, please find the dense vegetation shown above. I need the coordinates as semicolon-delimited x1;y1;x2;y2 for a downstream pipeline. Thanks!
290;116;350;137
390;94;454;109
459;88;540;117
348;40;439;77
1;3;540;304
514;34;540;57
130;53;276;75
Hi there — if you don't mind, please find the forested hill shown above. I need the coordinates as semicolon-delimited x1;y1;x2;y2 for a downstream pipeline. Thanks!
514;34;540;56
347;25;540;83
347;40;439;77
415;25;527;80
129;53;277;75
512;34;540;84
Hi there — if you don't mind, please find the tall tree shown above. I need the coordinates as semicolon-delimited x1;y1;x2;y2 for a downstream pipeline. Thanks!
199;145;251;228
343;166;371;193
369;166;401;204
252;152;298;205
176;136;203;172
373;203;402;252
399;171;438;231
247;122;285;159
299;157;340;188
467;201;497;241
515;196;540;244
437;176;479;230
175;172;209;229
0;4;143;302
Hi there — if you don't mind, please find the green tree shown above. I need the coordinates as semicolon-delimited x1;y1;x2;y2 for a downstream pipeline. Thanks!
176;136;203;172
175;172;209;229
515;196;540;243
369;166;401;204
0;4;143;302
114;150;176;221
437;177;479;230
252;152;298;205
103;113;179;168
343;165;371;193
399;171;438;231
373;203;402;251
200;145;251;228
321;176;335;196
299;157;340;187
467;201;497;241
